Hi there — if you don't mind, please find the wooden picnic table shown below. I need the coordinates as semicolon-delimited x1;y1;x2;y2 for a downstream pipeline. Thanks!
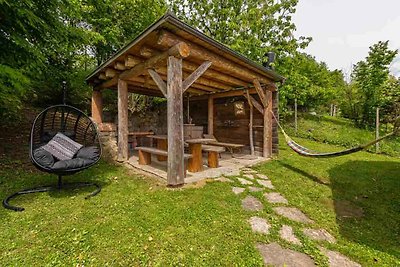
186;138;216;172
146;135;168;161
128;131;154;149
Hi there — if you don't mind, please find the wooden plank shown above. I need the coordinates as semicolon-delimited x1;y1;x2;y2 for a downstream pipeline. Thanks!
117;79;129;162
101;43;190;88
207;95;214;135
148;69;167;97
182;61;212;92
246;90;254;155
190;88;257;101
91;90;103;124
253;79;266;106
167;56;185;185
157;30;273;84
263;91;273;158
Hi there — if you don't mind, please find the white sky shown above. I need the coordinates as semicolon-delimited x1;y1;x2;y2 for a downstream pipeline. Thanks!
292;0;400;78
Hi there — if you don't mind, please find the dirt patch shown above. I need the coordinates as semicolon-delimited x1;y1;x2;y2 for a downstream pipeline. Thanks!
335;200;364;218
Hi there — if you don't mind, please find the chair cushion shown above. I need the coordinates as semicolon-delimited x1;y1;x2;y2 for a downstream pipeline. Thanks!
33;148;55;168
42;132;83;160
76;146;100;161
51;158;95;171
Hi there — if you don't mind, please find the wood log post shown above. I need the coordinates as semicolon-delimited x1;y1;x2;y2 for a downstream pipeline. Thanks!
167;56;185;185
117;79;129;162
264;91;273;158
208;95;214;135
246;90;254;155
91;90;103;125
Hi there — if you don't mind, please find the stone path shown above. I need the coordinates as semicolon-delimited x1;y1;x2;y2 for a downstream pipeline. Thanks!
273;207;314;224
264;192;288;204
226;168;361;266
248;216;270;234
242;196;264;211
303;228;336;243
256;243;316;267
279;225;302;245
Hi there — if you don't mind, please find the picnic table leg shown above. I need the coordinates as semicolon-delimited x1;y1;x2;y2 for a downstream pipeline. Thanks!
157;139;167;161
208;151;219;168
188;143;203;172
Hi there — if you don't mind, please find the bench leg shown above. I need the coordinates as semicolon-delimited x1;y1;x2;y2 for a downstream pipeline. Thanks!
138;150;151;165
208;151;219;168
157;139;167;161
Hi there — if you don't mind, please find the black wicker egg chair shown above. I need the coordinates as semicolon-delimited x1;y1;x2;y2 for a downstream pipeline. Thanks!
3;104;102;211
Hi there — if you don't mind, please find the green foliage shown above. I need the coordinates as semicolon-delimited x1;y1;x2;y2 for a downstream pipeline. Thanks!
350;41;398;125
0;65;30;123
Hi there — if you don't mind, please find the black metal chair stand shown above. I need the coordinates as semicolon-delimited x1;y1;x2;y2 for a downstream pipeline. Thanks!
3;104;102;212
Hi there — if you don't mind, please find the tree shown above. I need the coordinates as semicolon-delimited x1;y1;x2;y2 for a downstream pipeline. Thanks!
352;41;397;126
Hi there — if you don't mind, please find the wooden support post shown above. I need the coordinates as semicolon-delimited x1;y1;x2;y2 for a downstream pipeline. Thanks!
208;95;214;135
138;150;151;165
167;56;185;185
264;91;273;158
246;90;254;155
376;107;380;153
294;98;298;133
91;90;103;124
117;79;129;162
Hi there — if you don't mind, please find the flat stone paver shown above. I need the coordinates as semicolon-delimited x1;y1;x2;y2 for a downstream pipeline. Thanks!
303;228;336;243
256;242;316;267
232;187;245;195
257;179;275;189
265;192;288;204
320;247;361;267
243;174;255;180
242;168;258;174
273;207;314;224
280;225;302;245
256;174;269;180
216;177;232;183
249;186;263;192
242;196;264;211
248;216;270;234
238;178;253;185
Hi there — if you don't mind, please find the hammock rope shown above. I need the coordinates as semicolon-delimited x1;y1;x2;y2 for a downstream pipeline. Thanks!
271;111;399;158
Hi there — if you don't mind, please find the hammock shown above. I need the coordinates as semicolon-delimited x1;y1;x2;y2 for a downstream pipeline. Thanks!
271;111;399;158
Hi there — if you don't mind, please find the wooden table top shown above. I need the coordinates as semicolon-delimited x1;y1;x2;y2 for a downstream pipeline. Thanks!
128;131;154;136
185;138;216;144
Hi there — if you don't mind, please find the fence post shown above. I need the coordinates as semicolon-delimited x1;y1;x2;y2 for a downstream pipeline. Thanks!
376;107;380;153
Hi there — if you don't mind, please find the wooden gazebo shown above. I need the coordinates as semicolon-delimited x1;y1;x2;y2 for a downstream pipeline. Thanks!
86;12;284;186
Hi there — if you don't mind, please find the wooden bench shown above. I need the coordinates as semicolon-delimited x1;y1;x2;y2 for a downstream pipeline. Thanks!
203;134;244;155
202;145;225;168
135;147;192;174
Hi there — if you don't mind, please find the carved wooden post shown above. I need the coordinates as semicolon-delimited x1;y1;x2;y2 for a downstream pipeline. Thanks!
208;95;214;135
167;56;185;185
246;90;254;155
91;90;103;124
117;79;129;162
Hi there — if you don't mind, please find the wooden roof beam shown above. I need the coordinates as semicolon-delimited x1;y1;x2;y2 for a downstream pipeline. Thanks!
156;30;274;85
140;46;248;87
100;42;190;88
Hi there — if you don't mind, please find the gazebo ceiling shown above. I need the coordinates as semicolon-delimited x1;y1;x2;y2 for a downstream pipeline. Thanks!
86;12;284;97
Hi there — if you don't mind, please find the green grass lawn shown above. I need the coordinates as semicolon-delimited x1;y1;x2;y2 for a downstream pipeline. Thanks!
1;115;399;266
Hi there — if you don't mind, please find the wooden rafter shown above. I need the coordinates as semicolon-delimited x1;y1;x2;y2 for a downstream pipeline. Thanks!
182;61;212;92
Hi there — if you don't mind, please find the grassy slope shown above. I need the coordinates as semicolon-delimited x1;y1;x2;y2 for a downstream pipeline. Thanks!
256;137;400;266
284;114;400;157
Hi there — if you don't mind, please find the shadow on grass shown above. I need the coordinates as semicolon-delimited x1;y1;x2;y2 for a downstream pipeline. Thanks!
328;160;400;258
278;162;330;185
0;160;113;213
